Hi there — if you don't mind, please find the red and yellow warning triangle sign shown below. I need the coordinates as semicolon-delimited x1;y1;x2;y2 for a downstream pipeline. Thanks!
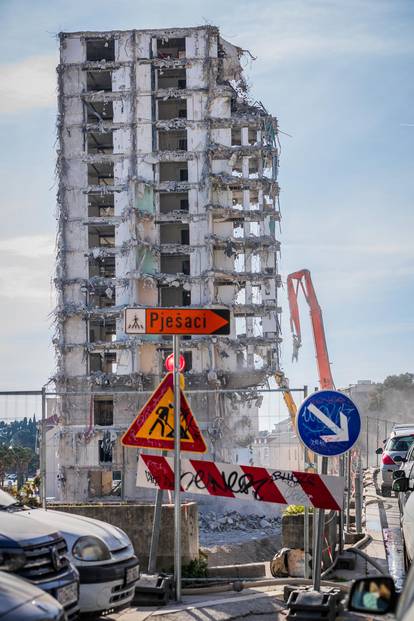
121;373;207;453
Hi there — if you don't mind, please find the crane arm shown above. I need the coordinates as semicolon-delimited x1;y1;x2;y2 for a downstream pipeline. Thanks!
287;269;334;391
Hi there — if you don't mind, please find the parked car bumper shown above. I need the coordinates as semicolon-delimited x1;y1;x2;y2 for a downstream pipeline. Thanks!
36;566;80;621
77;556;139;613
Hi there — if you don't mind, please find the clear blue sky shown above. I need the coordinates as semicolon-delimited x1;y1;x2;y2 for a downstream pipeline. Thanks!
0;0;413;409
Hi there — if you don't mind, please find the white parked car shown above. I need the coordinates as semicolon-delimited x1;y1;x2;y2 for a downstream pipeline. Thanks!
0;490;139;616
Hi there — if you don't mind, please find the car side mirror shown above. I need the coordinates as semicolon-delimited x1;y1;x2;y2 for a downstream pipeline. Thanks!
393;469;405;480
376;447;383;455
392;476;409;493
348;576;397;614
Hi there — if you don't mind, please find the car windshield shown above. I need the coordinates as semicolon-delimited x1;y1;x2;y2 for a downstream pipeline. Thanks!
388;435;414;452
0;489;21;509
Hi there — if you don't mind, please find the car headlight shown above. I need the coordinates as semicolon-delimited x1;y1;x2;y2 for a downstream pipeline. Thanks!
0;547;26;571
72;536;111;561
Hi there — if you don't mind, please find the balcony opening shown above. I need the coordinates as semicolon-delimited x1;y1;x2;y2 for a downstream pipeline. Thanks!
94;397;114;426
159;162;188;183
159;223;189;245
157;37;186;59
89;351;117;374
89;470;120;497
88;224;115;248
89;286;115;308
87;162;114;186
86;101;113;122
89;256;115;278
160;254;190;275
159;192;188;214
87;131;113;154
158;99;187;120
157;68;186;90
89;318;116;342
86;38;115;62
88;194;114;217
158;130;187;151
87;70;112;92
160;286;191;307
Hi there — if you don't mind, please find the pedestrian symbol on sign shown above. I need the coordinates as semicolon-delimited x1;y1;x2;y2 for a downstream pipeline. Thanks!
121;373;207;452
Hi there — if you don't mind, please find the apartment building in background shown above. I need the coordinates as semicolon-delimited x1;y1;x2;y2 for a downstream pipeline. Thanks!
53;26;281;501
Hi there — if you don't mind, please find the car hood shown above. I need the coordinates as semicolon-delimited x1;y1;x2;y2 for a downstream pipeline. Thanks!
0;571;47;612
0;512;60;546
23;508;129;552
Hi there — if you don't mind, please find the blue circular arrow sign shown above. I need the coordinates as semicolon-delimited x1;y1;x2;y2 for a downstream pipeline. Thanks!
296;390;361;457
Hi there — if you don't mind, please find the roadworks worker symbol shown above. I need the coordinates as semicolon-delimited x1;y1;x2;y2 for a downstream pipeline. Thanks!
121;373;207;453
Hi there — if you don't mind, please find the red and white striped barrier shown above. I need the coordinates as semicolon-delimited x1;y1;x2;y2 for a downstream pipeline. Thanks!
137;454;344;510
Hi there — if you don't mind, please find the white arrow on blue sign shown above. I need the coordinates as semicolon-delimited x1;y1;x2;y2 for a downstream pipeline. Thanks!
296;390;361;457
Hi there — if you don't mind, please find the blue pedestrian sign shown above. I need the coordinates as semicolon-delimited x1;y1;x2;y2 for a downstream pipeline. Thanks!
296;390;361;457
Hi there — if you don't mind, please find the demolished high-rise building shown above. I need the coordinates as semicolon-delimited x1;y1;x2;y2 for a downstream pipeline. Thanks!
53;26;281;501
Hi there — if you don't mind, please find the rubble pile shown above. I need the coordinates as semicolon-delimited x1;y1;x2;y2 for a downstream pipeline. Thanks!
200;510;281;533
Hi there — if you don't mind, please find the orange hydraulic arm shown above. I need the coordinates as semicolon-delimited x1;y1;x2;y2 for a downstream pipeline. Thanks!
287;269;334;391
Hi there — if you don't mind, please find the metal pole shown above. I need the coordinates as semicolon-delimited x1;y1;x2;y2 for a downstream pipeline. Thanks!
355;453;363;534
173;335;181;602
346;450;351;530
40;386;47;510
376;421;379;468
366;416;369;469
303;386;310;580
338;455;345;554
313;456;328;591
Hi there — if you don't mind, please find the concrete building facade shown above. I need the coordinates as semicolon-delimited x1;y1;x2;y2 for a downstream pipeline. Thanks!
54;26;281;501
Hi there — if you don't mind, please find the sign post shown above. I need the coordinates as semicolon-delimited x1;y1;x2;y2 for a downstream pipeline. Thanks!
123;307;229;601
296;390;361;592
173;335;181;601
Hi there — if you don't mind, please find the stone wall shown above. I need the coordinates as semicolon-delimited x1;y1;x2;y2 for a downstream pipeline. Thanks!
52;501;199;571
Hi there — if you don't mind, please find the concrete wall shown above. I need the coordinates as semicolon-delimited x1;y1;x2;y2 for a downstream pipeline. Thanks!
52;501;199;571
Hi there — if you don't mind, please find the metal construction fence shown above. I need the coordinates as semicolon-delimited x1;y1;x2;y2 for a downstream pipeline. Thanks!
0;386;401;503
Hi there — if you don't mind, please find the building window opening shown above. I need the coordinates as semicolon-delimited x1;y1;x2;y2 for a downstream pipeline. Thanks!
160;254;190;275
159;285;191;307
157;37;186;59
159;192;188;215
179;168;188;182
86;38;115;62
88;225;115;248
86;101;113;122
98;436;113;463
87;131;113;154
94;398;114;426
88;256;115;278
89;286;115;308
87;70;112;92
158;130;187;151
88;194;114;217
231;128;242;146
159;223;189;245
87;162;114;186
157;68;186;90
158;99;187;120
89;318;116;343
181;228;189;245
159;161;187;183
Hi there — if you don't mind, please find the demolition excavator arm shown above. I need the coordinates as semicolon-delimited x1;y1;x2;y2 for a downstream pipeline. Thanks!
287;269;334;391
